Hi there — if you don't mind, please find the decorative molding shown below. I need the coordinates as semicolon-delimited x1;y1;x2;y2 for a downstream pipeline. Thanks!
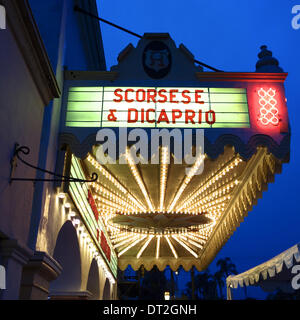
117;148;285;272
19;251;62;300
64;70;119;81
199;148;282;270
118;257;205;272
204;134;290;161
58;132;290;163
195;72;288;83
49;290;93;300
0;239;33;266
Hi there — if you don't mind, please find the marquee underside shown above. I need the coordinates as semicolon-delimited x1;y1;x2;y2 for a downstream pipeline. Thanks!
79;142;286;272
58;38;290;274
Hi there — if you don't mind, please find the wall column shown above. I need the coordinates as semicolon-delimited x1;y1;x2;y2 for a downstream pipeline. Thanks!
49;291;92;300
0;239;33;300
19;251;62;300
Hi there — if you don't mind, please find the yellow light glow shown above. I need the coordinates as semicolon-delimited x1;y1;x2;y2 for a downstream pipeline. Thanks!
171;235;198;258
156;235;161;259
159;147;169;211
137;235;154;258
125;149;154;212
165;235;178;259
118;235;147;257
168;153;205;212
113;235;140;249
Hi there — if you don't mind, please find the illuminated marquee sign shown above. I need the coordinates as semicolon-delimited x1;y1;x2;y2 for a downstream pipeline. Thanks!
88;190;111;262
100;231;111;262
258;88;279;126
65;87;250;129
69;156;117;276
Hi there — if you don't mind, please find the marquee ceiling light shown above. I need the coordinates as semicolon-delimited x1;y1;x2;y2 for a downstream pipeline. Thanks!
87;154;147;212
109;232;128;242
94;194;124;212
118;235;147;257
87;155;127;193
168;153;205;212
179;161;236;209
113;234;140;249
182;178;239;211
178;234;203;249
177;157;242;211
165;235;178;259
156;235;161;259
110;231;130;240
70;133;286;274
136;235;154;258
190;197;229;216
125;148;154;212
92;181;140;212
171;235;198;258
159;147;169;211
187;182;237;212
187;232;207;241
106;211;212;236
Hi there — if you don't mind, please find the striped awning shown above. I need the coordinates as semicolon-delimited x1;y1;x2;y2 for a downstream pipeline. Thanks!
226;242;300;299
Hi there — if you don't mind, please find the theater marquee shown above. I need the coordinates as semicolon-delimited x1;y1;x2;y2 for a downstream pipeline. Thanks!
65;86;250;128
58;33;290;272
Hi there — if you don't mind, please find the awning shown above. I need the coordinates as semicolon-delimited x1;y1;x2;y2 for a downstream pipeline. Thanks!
226;242;300;299
57;34;291;273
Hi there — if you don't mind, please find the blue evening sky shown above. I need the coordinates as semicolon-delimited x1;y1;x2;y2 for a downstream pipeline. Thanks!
97;0;300;298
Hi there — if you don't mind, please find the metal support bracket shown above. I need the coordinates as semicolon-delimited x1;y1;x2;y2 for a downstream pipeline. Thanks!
9;143;98;183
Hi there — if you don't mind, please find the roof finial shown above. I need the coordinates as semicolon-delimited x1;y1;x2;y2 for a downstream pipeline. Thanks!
255;45;283;72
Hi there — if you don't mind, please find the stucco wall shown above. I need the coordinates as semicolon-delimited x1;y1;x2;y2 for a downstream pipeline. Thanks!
36;190;116;299
0;23;45;244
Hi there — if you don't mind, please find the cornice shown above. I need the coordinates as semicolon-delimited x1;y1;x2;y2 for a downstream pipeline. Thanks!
195;72;288;83
2;0;60;105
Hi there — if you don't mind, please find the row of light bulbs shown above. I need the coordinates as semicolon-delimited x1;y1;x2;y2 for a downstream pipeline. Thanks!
170;158;244;243
187;181;237;211
193;195;228;211
107;220;212;236
125;149;154;212
159;147;169;212
110;229;211;260
87;154;146;212
114;211;203;216
184;178;239;211
178;157;243;211
94;194;126;212
172;234;198;258
113;228;213;258
91;181;139;213
87;155;127;193
86;153;245;261
57;192;116;285
168;153;206;212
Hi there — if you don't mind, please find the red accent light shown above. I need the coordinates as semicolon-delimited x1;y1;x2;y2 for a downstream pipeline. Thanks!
258;88;279;126
87;190;99;221
101;231;111;262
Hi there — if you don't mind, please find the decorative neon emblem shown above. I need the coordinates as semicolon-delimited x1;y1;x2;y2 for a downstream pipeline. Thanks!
258;88;279;126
